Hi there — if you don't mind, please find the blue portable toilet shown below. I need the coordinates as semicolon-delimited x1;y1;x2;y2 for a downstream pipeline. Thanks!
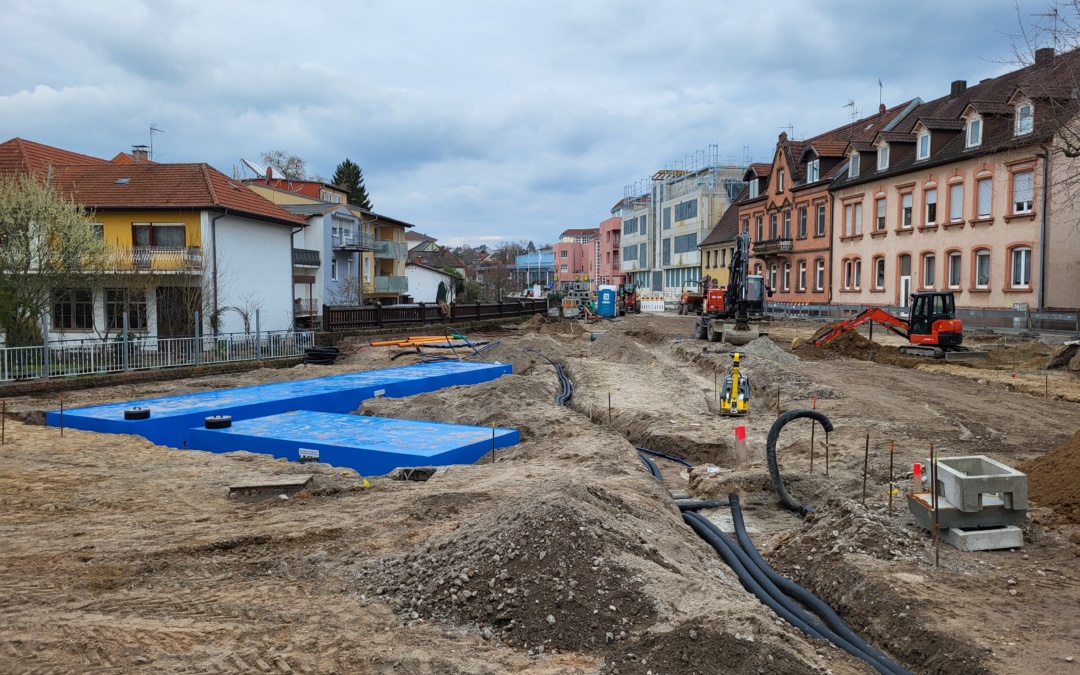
597;288;617;317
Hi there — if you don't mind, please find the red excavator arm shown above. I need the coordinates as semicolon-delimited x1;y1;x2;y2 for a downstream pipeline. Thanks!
810;307;910;347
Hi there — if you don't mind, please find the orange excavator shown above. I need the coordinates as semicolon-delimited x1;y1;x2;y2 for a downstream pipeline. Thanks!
810;291;986;361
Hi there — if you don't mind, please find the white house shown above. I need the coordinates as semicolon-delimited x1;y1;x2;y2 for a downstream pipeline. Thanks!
405;262;456;303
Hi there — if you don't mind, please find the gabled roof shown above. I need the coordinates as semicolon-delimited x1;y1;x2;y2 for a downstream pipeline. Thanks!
408;246;464;269
110;151;158;165
802;140;849;159
700;200;742;248
745;163;772;179
915;118;966;131
0;137;109;176
560;228;599;237
876;131;917;144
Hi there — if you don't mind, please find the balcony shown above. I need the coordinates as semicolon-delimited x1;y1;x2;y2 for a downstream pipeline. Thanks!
752;238;793;256
332;232;374;251
373;240;408;259
373;275;408;294
102;246;203;273
292;248;321;267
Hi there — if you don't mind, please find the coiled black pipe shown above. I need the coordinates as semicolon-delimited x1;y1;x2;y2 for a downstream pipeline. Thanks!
636;446;693;468
637;451;662;481
767;409;833;516
526;349;574;406
729;494;909;675
674;499;730;511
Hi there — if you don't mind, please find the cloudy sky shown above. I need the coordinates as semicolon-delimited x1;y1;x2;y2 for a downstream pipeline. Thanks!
0;0;1057;248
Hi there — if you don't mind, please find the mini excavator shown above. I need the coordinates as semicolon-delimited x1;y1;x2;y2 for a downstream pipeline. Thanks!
719;352;749;416
809;291;986;361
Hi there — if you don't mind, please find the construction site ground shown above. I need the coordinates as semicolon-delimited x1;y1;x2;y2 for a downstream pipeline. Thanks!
2;313;1079;674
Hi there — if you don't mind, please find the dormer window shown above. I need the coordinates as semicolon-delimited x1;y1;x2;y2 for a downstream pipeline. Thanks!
777;169;785;193
877;146;889;171
807;159;820;182
917;132;930;160
966;116;982;148
748;179;759;199
1016;103;1034;135
849;153;860;178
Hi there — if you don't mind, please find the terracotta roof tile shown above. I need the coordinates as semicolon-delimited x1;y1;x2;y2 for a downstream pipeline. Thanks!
0;137;108;176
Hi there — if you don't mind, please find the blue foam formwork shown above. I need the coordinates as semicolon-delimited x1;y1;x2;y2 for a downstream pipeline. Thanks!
189;411;520;476
45;361;512;449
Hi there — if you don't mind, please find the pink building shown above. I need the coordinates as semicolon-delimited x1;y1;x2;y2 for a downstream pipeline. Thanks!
553;228;599;290
596;216;625;287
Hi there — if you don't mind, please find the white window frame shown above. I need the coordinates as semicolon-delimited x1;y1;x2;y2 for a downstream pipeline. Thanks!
807;159;820;182
777;169;785;193
975;249;990;289
949;183;964;222
854;258;861;289
844;204;853;236
1013;170;1034;214
976;177;992;219
854;203;863;235
966;116;982;148
1011;247;1031;288
925;188;937;225
782;262;791;291
875;198;886;231
923;253;936;288
874;257;886;289
1016;103;1034;136
901;193;913;228
748;180;759;199
947;251;962;288
331;257;338;281
877;145;889;170
797;260;807;291
814;260;825;291
917;132;930;160
849;153;860;178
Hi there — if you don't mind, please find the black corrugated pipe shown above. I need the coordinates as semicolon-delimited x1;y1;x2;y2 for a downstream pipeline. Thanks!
636;446;693;467
674;499;730;511
729;493;909;674
767;409;833;516
637;451;661;481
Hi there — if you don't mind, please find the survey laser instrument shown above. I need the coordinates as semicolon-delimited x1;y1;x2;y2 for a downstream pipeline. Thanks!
720;352;749;416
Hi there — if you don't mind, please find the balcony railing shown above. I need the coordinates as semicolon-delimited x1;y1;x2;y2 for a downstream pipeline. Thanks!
373;240;407;259
372;275;408;294
752;238;793;256
292;248;321;266
332;232;374;251
101;246;203;272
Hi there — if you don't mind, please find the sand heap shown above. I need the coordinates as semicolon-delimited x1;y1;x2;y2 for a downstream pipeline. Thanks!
1019;429;1080;523
794;329;922;368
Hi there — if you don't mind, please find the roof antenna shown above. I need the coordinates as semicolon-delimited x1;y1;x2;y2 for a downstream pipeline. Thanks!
1033;7;1060;53
878;79;883;107
777;123;794;138
150;125;164;162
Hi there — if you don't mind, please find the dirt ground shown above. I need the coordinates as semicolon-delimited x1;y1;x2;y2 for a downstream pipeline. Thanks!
2;313;1079;674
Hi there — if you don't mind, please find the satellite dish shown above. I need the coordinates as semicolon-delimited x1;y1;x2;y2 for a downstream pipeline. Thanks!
240;158;269;178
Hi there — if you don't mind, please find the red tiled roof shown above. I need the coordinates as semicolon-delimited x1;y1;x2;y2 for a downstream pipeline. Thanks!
0;137;109;176
560;228;599;237
110;151;158;165
747;163;772;177
805;140;849;157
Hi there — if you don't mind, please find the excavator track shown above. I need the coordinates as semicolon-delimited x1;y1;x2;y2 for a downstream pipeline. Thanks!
899;345;944;359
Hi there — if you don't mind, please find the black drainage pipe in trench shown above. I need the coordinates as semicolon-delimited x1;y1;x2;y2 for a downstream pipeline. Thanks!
767;409;833;517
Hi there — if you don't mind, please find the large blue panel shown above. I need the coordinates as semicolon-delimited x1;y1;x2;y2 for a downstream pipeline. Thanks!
46;361;511;449
189;411;520;476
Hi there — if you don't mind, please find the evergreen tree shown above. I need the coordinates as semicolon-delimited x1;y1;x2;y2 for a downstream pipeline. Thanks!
332;158;373;210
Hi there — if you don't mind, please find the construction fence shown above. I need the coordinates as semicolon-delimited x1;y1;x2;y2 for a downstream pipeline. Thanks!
322;298;549;332
767;302;1080;334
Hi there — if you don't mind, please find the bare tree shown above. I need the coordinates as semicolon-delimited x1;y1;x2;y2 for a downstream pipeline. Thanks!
260;150;309;181
326;273;366;306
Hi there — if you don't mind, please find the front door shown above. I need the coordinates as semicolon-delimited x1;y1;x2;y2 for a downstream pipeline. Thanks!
898;254;911;309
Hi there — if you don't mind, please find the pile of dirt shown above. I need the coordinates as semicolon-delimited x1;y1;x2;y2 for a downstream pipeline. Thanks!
1019;429;1080;522
1046;342;1080;371
740;336;799;364
801;330;924;368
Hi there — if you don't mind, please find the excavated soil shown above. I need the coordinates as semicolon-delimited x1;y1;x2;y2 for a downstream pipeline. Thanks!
2;314;1080;674
1020;429;1080;523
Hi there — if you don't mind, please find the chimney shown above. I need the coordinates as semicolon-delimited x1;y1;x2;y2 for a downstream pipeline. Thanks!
1035;47;1055;65
949;80;967;100
879;103;886;114
266;166;273;181
131;145;149;163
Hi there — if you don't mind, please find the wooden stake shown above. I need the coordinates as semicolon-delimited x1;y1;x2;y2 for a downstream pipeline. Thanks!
888;440;894;517
825;431;830;477
714;367;717;402
1;398;5;445
1045;373;1049;400
861;433;869;506
60;395;64;437
931;444;940;567
809;421;815;473
776;387;781;418
491;421;496;463
607;387;612;424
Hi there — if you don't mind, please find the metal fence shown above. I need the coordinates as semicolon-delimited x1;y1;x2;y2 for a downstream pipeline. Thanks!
323;298;548;332
0;330;314;383
767;302;1080;333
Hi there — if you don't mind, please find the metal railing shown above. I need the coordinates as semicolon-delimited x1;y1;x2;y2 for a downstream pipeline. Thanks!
0;330;314;383
332;232;375;250
102;246;203;271
752;238;793;256
292;248;321;266
767;302;1079;333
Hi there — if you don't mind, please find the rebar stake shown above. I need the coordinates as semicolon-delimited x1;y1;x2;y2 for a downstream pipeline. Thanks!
861;433;869;506
888;440;894;517
60;395;64;437
824;431;830;477
931;444;940;567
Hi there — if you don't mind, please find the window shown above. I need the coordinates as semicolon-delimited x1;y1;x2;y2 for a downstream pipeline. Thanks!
756;217;763;241
874;257;886;289
922;253;936;288
1010;247;1031;288
560;250;568;258
798;207;807;238
782;211;791;238
948;251;962;288
748;180;759;199
917;132;930;160
875;198;886;231
1016;103;1034;136
106;289;147;331
560;264;568;273
769;264;778;290
782;262;791;291
770;214;778;239
975;177;992;219
816;204;826;235
1013;170;1034;214
850;153;861;178
639;244;647;267
844;204;853;236
133;223;185;248
364;256;371;282
797;260;807;291
844;259;853;289
975;249;990;288
877;146;889;170
924;188;937;225
622;245;637;262
331;257;338;281
92;224;104;239
742;218;749;234
901;193;913;228
807;159;820;183
854;258;862;288
814;259;825;291
53;289;93;330
777;170;785;193
949;183;964;222
662;238;671;266
966;117;982;148
673;233;698;253
721;249;727;267
854;203;863;235
674;200;698;221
